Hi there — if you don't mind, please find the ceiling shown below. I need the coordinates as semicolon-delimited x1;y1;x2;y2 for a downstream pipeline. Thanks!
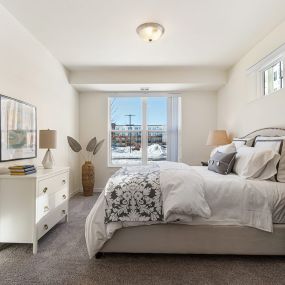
1;0;285;70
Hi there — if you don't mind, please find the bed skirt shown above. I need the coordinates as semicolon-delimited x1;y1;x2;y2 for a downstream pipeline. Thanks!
100;224;285;255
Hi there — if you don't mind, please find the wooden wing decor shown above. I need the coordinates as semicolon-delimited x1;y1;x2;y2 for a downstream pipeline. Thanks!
67;136;104;162
67;136;82;152
86;137;97;152
93;139;104;155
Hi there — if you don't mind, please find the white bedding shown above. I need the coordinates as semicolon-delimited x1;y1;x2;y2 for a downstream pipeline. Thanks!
160;162;211;222
85;163;285;258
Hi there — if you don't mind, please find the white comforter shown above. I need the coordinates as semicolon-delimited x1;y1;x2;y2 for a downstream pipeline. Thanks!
160;162;211;222
85;162;274;258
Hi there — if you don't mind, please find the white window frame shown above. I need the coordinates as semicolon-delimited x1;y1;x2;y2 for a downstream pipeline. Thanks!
107;94;180;168
247;43;285;98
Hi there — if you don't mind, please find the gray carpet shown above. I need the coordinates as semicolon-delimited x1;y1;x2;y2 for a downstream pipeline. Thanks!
0;194;285;285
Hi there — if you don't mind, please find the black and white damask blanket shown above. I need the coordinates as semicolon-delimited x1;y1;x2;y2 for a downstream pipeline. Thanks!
104;164;163;223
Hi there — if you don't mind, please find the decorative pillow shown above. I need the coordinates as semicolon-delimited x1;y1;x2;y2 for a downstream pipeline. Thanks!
233;146;280;180
232;137;255;149
208;151;236;175
254;136;285;182
210;143;236;158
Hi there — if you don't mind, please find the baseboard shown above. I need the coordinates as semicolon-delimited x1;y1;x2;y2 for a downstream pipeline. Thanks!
70;190;81;197
72;188;103;195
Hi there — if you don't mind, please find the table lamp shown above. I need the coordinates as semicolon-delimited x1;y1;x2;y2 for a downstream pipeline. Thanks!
206;130;230;146
39;129;57;169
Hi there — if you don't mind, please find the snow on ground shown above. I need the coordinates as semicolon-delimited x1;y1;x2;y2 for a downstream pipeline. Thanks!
111;143;167;164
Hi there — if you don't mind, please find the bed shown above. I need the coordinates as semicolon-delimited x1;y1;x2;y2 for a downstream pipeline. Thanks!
85;128;285;258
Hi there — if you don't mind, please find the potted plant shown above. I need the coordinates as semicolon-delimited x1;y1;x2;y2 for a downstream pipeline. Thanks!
67;136;104;196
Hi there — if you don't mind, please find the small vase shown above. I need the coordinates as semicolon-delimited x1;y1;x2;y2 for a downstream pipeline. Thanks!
82;161;94;196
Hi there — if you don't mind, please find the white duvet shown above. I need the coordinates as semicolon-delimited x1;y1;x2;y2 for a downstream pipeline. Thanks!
160;162;211;222
85;162;275;258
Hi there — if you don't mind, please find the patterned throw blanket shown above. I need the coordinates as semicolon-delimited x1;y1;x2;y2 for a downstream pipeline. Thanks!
104;164;163;223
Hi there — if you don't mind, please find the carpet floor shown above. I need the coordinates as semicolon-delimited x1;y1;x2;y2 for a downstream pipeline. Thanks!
0;194;285;285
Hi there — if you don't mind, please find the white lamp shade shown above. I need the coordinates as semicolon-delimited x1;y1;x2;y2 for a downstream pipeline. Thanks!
206;130;230;146
39;130;57;149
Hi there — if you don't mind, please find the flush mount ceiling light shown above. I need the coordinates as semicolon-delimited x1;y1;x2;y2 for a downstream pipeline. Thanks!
136;22;165;42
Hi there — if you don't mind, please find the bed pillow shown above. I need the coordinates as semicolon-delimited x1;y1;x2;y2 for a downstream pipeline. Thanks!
254;136;285;182
232;137;255;149
233;146;280;180
208;151;236;175
210;143;236;158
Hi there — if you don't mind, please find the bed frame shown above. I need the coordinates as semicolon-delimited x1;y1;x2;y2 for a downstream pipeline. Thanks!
98;127;285;257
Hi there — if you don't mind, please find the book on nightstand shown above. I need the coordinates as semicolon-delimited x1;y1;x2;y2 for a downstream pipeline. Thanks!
8;165;37;175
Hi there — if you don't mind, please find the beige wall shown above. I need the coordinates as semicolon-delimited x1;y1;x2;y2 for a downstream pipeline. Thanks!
181;92;217;166
79;91;217;189
217;20;285;137
0;6;80;194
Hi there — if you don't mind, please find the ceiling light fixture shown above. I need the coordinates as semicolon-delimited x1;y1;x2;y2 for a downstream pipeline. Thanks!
136;22;165;42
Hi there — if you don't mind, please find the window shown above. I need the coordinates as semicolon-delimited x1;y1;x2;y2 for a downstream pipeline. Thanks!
263;60;283;96
247;43;285;99
109;96;180;166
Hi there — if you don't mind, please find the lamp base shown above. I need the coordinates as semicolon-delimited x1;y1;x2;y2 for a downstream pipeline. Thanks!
42;149;54;169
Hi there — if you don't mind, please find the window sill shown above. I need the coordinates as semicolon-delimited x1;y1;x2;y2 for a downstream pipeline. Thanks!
107;164;122;168
108;161;170;168
108;163;143;168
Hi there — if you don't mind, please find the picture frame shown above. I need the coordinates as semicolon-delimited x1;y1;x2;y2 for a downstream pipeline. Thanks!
0;95;37;162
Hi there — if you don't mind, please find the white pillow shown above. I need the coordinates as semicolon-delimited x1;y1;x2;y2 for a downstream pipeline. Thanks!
232;137;255;149
254;136;285;182
233;146;280;180
210;143;236;158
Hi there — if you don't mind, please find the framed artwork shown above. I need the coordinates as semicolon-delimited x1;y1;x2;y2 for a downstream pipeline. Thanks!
0;95;37;161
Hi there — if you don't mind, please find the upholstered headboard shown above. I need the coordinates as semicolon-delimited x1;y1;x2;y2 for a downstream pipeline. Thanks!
241;127;285;138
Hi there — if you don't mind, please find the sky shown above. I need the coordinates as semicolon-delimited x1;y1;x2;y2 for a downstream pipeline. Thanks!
110;97;167;126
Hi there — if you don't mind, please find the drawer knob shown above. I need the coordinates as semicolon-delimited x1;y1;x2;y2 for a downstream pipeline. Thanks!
62;179;66;184
44;206;49;212
62;194;67;199
62;210;66;215
43;187;48;193
44;224;49;230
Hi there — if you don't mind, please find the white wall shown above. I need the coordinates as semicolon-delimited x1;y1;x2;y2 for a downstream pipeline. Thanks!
217;20;285;137
0;5;80;194
181;92;217;166
79;91;217;189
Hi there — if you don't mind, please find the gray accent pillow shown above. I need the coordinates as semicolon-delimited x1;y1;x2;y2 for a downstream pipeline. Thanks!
208;151;236;175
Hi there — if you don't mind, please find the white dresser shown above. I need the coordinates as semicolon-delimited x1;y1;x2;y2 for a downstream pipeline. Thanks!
0;167;69;254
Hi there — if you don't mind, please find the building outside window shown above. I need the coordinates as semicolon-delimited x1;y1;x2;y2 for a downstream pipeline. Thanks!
109;96;180;166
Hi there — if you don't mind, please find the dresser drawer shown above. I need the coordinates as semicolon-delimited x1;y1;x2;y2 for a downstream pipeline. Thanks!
37;201;68;239
36;188;68;222
37;172;68;197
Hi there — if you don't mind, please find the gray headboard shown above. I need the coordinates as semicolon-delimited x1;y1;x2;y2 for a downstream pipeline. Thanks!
241;127;285;138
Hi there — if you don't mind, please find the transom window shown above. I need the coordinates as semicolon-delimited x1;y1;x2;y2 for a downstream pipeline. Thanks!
247;43;285;99
108;96;180;166
263;60;283;96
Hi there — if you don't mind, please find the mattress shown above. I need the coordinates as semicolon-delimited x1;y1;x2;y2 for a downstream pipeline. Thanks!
192;166;285;224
